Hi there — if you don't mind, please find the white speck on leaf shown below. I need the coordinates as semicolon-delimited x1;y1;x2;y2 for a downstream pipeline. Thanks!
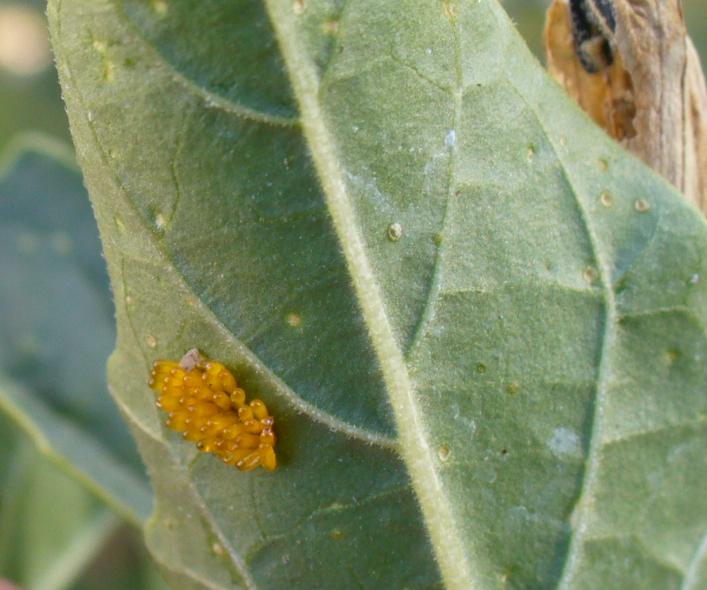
548;427;582;459
387;222;403;242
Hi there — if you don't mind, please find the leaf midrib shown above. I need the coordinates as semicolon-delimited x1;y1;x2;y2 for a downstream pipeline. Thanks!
263;2;480;589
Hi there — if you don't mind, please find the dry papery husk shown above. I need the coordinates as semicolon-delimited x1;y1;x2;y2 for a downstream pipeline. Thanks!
545;0;707;215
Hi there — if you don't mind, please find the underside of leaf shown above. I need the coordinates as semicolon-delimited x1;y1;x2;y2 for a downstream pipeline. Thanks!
49;1;707;588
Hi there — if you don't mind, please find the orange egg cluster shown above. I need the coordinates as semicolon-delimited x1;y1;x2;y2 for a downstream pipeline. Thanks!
148;350;276;471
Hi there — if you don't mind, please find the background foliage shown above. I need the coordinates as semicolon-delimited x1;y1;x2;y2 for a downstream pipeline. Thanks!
0;0;705;588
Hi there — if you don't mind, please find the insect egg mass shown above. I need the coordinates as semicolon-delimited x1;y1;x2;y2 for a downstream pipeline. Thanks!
148;348;277;471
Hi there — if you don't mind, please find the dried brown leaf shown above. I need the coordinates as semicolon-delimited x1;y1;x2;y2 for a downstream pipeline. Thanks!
546;0;707;213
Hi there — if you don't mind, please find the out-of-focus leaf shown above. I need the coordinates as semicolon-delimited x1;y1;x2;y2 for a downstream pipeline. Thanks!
501;0;549;58
0;413;15;487
0;413;168;590
0;0;71;150
72;525;170;590
0;432;120;590
0;135;150;522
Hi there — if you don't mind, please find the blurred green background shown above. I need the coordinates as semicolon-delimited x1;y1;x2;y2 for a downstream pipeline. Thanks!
0;0;164;588
0;0;704;589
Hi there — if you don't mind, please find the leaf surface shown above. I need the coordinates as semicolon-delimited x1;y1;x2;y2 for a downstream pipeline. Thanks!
49;1;707;588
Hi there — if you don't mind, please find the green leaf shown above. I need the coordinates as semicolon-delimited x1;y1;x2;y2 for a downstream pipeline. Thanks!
0;135;151;522
0;414;168;590
49;1;707;588
0;426;120;590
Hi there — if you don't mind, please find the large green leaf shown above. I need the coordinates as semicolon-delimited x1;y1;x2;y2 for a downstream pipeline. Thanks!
0;136;151;522
49;0;707;588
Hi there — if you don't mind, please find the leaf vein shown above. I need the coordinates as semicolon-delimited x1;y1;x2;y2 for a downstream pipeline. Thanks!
263;2;481;588
404;15;462;361
57;6;398;448
109;0;299;128
494;72;617;589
